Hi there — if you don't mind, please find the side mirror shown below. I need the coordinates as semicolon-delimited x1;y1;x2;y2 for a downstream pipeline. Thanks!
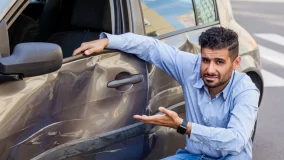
0;42;63;82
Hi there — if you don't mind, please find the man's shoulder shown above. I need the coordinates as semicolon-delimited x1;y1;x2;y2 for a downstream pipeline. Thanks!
177;53;201;82
231;71;260;97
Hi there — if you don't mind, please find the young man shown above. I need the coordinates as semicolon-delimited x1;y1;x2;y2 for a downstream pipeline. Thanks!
73;27;259;160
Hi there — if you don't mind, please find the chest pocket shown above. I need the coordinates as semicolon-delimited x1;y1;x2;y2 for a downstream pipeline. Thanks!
207;102;231;128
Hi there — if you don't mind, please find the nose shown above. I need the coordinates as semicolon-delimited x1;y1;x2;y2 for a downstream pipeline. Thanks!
207;62;216;74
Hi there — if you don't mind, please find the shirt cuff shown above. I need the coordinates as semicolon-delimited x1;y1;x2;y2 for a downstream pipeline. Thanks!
99;32;124;49
189;123;210;145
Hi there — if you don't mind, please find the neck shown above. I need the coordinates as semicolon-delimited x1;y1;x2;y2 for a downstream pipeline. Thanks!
208;80;230;99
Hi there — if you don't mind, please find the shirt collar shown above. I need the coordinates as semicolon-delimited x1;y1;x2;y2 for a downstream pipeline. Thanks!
222;70;235;100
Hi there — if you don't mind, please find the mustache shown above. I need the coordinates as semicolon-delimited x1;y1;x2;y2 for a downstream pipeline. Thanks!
204;73;219;77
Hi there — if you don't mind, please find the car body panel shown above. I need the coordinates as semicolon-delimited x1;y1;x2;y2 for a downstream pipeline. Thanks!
0;52;148;159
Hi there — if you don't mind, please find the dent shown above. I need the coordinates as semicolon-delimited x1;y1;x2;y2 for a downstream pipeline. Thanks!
0;53;148;159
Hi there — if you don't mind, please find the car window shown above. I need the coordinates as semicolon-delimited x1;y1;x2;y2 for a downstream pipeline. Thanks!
195;0;217;25
8;1;112;58
140;0;196;37
0;0;17;21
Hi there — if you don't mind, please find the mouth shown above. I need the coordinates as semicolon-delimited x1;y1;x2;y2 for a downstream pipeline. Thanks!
204;75;218;82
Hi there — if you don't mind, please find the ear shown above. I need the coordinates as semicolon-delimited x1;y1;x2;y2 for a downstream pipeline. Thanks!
233;56;241;70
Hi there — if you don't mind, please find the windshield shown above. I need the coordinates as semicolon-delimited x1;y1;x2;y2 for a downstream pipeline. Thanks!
0;0;17;21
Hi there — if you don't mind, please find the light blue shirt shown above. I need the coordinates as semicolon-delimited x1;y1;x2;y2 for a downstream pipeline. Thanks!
100;32;260;160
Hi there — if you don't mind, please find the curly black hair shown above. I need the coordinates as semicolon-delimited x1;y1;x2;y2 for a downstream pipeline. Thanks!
199;27;239;61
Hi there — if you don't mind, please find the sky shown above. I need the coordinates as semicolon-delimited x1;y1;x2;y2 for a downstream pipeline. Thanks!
141;0;195;30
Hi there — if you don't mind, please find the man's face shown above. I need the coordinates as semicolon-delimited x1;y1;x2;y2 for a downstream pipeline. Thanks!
201;48;240;89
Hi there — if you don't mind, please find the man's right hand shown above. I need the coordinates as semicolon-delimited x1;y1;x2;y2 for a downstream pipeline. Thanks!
73;38;109;56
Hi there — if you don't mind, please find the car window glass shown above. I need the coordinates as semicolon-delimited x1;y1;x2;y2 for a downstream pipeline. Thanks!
8;1;112;58
195;0;217;25
8;13;39;53
140;0;196;37
0;0;17;21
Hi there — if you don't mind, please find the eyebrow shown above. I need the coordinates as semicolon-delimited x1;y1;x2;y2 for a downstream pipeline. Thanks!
214;58;225;61
201;57;226;61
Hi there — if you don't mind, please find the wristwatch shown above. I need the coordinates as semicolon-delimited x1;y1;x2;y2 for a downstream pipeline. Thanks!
177;119;188;135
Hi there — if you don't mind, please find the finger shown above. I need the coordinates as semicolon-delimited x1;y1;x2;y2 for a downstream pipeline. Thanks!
134;115;178;128
133;115;152;121
84;47;99;55
134;115;152;124
73;43;92;55
73;47;85;56
136;115;174;126
159;107;175;118
134;114;163;122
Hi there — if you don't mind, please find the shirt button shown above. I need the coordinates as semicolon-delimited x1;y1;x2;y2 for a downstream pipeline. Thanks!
209;102;212;105
204;117;207;121
200;142;204;144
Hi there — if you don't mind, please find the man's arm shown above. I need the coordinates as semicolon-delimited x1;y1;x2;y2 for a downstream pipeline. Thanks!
188;89;260;155
134;81;259;155
73;32;199;85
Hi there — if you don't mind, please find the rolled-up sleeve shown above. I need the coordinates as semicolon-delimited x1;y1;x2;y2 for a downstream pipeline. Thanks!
99;32;198;85
189;89;260;155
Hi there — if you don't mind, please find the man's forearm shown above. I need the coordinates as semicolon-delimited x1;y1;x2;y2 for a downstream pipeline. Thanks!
101;32;198;85
100;32;161;61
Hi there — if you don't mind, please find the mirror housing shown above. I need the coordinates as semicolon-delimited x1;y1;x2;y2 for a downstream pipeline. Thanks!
0;42;63;78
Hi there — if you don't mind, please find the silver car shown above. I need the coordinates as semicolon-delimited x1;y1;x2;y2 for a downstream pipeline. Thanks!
0;0;263;159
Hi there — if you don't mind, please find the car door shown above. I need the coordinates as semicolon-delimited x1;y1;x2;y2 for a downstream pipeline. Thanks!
129;0;220;159
0;1;149;160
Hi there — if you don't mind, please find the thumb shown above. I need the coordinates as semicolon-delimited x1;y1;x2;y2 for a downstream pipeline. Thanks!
158;107;166;113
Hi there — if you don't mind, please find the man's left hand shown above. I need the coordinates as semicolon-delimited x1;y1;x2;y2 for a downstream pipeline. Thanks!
134;107;183;129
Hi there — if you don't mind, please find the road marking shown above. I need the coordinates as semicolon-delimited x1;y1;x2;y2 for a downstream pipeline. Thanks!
255;34;284;46
262;69;284;87
258;45;284;68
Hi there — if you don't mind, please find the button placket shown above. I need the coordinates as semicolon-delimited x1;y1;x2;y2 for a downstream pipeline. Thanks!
206;101;213;125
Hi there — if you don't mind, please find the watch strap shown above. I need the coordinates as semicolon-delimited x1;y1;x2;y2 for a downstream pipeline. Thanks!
177;119;188;135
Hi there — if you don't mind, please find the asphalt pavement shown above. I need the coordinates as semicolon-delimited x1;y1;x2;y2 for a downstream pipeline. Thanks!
231;0;284;159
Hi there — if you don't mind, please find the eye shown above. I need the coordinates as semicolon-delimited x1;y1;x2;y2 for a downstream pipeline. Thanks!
202;58;210;63
216;61;224;65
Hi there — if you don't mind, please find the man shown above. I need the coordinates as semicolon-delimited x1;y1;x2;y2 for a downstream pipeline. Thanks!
73;27;259;160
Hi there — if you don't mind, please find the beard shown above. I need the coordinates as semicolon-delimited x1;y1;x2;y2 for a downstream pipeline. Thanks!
203;73;231;88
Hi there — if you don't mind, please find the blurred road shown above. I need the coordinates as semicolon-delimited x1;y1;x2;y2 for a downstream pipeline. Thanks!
231;0;284;159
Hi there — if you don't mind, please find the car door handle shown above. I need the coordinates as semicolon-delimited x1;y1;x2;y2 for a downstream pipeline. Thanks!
107;74;143;88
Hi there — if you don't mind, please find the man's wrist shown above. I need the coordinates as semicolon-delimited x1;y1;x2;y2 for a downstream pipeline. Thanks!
99;32;123;50
186;122;192;135
175;118;192;134
176;117;183;129
102;38;109;48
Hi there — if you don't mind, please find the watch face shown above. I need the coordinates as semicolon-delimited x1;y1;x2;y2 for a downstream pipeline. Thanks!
177;126;186;134
181;126;187;130
177;121;187;135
